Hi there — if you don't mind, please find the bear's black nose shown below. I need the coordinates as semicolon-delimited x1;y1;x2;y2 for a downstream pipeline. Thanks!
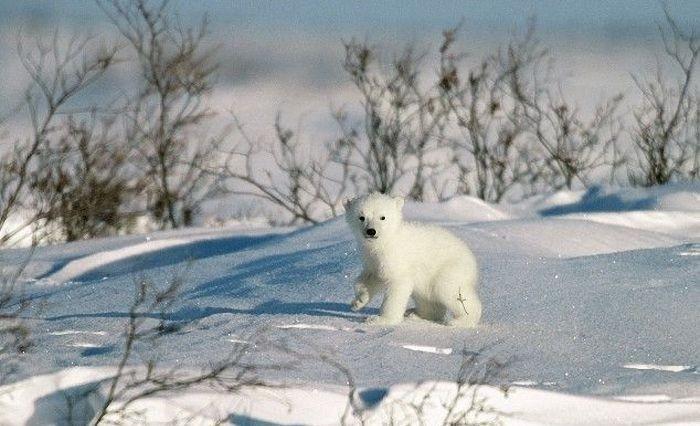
366;228;376;236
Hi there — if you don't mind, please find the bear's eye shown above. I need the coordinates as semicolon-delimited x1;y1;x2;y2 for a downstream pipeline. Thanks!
380;216;386;220
359;216;365;222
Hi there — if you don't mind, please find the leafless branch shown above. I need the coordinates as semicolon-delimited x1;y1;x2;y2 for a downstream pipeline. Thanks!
216;113;348;224
97;0;224;229
629;8;700;186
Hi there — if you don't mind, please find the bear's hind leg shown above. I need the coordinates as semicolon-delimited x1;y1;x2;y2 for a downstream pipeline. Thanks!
413;297;447;322
434;265;481;328
444;289;481;328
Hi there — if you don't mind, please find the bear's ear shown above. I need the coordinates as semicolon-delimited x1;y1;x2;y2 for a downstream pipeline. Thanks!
394;196;405;211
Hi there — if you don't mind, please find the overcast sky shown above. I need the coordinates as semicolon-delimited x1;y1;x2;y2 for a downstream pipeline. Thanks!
1;1;698;143
1;1;698;41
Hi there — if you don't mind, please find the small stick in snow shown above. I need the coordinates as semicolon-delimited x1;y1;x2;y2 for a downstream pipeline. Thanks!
457;289;469;316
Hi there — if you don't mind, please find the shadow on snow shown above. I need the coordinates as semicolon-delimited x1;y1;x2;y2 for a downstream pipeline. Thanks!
43;233;282;283
46;300;376;323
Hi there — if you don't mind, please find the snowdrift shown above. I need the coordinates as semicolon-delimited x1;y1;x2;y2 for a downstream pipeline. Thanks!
0;184;698;424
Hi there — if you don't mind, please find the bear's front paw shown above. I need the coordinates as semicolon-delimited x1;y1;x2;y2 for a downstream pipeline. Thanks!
364;315;401;326
350;297;367;312
350;287;370;312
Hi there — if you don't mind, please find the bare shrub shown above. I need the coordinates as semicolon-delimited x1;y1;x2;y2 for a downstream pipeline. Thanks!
0;254;32;387
0;34;118;246
97;0;226;229
499;25;625;192
331;39;451;201
629;9;700;186
336;345;509;425
220;22;633;221
61;270;270;425
30;113;143;242
439;25;546;202
443;23;625;202
218;114;349;224
217;38;454;222
523;91;625;191
437;346;510;425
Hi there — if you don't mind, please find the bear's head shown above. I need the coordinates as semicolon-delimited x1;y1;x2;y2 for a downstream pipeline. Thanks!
344;192;404;243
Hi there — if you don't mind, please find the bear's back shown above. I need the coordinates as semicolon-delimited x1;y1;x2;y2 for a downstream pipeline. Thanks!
398;221;473;261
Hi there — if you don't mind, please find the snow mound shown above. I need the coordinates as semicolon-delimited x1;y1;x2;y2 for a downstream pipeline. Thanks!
43;237;196;284
563;211;700;239
506;183;700;240
465;218;681;258
37;226;289;284
535;183;700;215
405;195;510;223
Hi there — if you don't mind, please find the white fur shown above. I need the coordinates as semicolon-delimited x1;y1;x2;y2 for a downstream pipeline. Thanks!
345;193;481;327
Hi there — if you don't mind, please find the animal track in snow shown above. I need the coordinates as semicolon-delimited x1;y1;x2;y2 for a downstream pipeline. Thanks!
623;363;696;373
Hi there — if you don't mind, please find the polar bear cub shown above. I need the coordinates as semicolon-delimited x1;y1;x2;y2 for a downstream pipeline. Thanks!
345;192;481;327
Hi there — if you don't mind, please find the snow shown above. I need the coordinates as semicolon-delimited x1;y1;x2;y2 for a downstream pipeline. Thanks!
2;370;698;425
275;323;340;331
562;211;700;239
48;330;108;336
404;195;511;223
43;237;201;284
1;183;699;424
401;344;454;355
623;364;697;373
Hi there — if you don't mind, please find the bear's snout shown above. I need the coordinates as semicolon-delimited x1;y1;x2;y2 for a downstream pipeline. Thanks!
365;228;377;237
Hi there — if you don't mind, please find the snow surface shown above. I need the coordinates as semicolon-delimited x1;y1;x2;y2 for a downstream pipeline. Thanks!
1;183;699;424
